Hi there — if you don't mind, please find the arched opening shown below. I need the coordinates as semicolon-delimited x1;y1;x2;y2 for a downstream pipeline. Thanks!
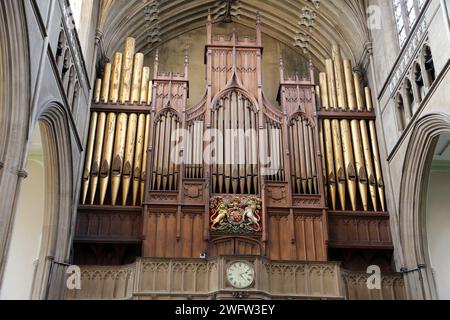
414;63;425;102
425;133;450;299
399;114;450;300
423;46;436;86
396;93;407;131
0;124;46;299
404;78;416;115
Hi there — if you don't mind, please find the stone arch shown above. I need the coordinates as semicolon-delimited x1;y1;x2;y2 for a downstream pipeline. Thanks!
399;113;450;300
0;0;32;284
1;101;74;299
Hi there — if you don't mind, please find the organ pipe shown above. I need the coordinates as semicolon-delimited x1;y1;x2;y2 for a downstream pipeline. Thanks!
82;112;98;204
119;37;136;103
122;113;138;206
101;63;112;103
89;112;106;204
109;53;122;103
318;44;386;212
94;79;102;103
81;37;154;207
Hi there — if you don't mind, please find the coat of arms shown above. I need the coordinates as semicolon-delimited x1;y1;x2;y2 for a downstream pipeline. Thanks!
210;196;262;234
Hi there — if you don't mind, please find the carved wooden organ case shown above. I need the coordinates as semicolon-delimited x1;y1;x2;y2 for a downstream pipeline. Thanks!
75;15;393;270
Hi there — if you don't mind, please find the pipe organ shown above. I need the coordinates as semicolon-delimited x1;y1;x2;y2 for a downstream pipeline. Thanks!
81;37;152;207
317;45;385;212
75;15;393;278
211;91;259;195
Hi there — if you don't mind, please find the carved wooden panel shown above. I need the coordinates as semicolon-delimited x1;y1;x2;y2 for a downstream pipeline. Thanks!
328;212;393;249
267;212;326;262
75;206;142;242
142;209;204;258
266;183;289;207
209;236;262;257
182;181;205;204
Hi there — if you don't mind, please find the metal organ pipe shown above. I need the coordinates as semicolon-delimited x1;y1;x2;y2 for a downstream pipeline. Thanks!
318;44;386;212
81;37;152;207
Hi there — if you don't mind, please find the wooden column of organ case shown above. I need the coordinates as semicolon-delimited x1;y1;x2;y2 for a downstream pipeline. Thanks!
74;16;393;271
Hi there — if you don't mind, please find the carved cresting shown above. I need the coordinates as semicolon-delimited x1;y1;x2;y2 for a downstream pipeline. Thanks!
210;196;262;234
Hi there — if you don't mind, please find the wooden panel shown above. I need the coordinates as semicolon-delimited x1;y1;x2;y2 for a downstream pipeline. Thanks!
143;208;204;258
75;206;142;242
328;212;393;249
267;212;326;262
209;237;262;257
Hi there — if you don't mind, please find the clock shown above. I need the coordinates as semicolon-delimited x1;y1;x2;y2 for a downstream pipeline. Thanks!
226;261;255;289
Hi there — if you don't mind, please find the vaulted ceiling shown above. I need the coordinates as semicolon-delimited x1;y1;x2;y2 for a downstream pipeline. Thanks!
97;0;371;70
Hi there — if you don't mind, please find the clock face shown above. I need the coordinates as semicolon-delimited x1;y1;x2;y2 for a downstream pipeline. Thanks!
226;261;255;289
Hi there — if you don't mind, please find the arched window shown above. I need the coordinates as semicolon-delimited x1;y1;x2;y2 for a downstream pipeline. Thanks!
396;93;407;131
71;82;80;112
61;49;71;82
424;45;436;86
66;66;76;99
404;78;416;115
56;30;66;68
392;0;426;46
414;62;425;102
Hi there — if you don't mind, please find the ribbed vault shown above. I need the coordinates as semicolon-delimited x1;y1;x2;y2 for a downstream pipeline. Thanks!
97;0;370;71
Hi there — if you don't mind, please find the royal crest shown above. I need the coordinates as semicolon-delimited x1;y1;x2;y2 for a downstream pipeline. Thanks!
210;196;262;234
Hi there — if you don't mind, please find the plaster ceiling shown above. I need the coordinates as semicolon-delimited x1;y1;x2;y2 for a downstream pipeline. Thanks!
97;0;371;70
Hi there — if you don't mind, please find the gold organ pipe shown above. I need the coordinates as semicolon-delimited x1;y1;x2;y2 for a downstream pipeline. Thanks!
119;37;136;103
111;113;128;205
94;79;102;103
122;113;138;206
325;59;338;109
343;60;356;111
360;120;377;211
332;119;346;210
82;112;98;204
332;45;347;109
99;113;117;205
354;73;364;111
351;120;369;210
319;73;329;109
140;67;150;104
365;88;385;211
109;53;122;103
101;63;112;103
90;112;106;204
141;114;151;204
133;114;146;206
370;120;385;212
340;120;357;211
131;53;144;103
